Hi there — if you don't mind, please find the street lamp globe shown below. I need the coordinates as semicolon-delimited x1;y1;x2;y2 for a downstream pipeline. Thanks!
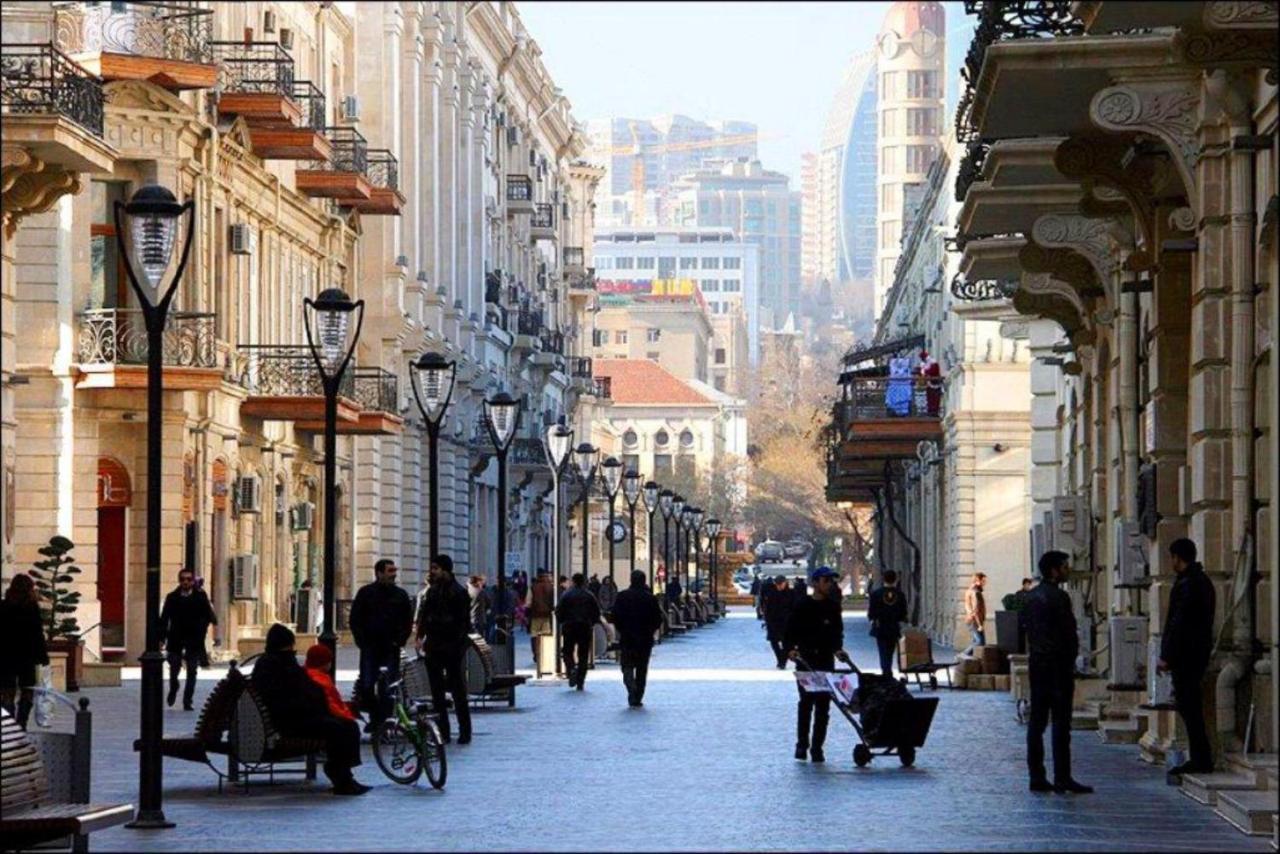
642;480;660;512
484;391;521;451
672;494;686;520
304;287;363;377
622;470;642;506
705;517;722;538
658;489;674;519
120;184;186;302
573;442;598;482
546;422;574;469
690;507;704;531
411;351;456;424
601;456;623;498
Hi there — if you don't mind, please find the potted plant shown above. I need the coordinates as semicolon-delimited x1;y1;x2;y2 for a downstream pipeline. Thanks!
31;535;85;691
994;591;1026;655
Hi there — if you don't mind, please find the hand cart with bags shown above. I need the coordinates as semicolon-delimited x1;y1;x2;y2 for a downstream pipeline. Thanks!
794;656;939;767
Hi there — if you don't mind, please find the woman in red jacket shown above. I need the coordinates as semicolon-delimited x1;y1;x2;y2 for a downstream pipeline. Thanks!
303;644;358;722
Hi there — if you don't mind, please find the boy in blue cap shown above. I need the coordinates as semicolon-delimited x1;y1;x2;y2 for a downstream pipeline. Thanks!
785;566;849;762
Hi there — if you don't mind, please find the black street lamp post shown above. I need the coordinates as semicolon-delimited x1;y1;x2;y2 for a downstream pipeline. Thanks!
543;423;574;678
658;490;674;597
706;517;722;606
622;470;642;582
642;481;659;589
484;391;521;652
304;288;364;677
688;506;704;601
671;495;686;601
409;352;456;596
116;184;194;830
600;457;623;587
573;443;598;582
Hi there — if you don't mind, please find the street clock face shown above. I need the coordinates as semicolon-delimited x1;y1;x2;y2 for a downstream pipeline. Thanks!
912;28;940;58
606;520;627;544
877;31;901;60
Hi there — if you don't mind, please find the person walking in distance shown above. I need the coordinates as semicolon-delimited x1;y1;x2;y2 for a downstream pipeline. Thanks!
416;554;473;744
528;570;555;665
160;568;217;711
597;574;619;616
612;570;665;708
763;575;794;669
349;559;414;732
785;566;850;763
867;570;908;677
1158;538;1217;776
1022;551;1091;794
963;572;988;654
0;574;48;729
557;573;602;690
467;574;493;637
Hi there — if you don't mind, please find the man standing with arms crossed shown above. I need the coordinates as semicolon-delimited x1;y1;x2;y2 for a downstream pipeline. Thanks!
349;558;414;732
1158;538;1216;776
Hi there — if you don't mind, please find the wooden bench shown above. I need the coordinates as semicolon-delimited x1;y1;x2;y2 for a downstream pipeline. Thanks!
2;706;132;853
132;666;245;790
897;631;957;691
464;634;528;707
665;605;690;634
227;684;325;789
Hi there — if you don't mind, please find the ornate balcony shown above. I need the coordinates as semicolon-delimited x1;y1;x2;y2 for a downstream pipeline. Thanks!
75;308;222;390
562;246;585;275
592;377;612;400
512;307;542;350
531;202;556;241
570;356;593;380
506;174;534;214
349;149;404;215
539;329;564;356
950;272;1016;303
210;41;298;126
295;367;402;435
296;126;371;200
53;1;217;91
234;344;359;425
244;80;332;160
826;375;944;502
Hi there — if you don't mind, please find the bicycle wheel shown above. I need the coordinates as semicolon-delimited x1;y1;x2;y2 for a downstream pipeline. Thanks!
421;719;448;790
373;720;423;785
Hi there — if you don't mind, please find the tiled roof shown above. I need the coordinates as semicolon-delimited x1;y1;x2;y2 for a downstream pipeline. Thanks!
593;359;715;406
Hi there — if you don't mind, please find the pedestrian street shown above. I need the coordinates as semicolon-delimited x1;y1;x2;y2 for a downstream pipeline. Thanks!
64;608;1268;853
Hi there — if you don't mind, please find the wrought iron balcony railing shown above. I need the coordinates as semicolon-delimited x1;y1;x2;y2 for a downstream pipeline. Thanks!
321;126;367;174
570;356;593;379
233;344;354;399
514;308;543;337
540;329;564;356
351;367;398;413
364;149;399;191
292;80;325;129
955;140;989;202
506;174;533;203
0;43;104;136
950;272;1017;302
209;40;294;98
509;436;546;467
532;203;555;229
837;376;943;422
77;308;217;367
54;1;215;66
484;270;502;305
955;1;1083;143
562;246;584;268
592;377;612;399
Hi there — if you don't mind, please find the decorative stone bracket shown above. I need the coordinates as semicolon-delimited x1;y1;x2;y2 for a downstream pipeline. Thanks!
1;146;82;239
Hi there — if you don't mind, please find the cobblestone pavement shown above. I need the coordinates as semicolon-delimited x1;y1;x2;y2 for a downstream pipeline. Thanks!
64;607;1267;852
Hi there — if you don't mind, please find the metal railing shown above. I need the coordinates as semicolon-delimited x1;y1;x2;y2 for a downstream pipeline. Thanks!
570;356;593;379
562;247;584;268
209;40;293;98
592;377;612;399
292;80;325;129
532;202;555;229
514;308;543;337
484;271;502;305
950;272;1016;302
321;126;367;174
506;174;532;203
955;0;1082;143
233;344;354;399
54;1;215;66
364;149;399;192
0;43;104;136
540;329;564;355
837;376;943;421
77;308;216;367
351;367;398;413
509;436;546;467
955;140;989;202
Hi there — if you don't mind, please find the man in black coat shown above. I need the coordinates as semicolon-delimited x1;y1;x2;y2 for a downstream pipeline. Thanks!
867;569;908;676
250;623;368;795
1158;538;1217;776
160;568;217;711
416;554;473;744
784;566;849;763
611;570;665;707
557;573;602;690
1022;550;1091;794
763;575;793;668
350;558;413;730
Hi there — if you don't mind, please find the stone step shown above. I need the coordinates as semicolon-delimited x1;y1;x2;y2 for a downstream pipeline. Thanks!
1071;709;1100;731
1225;754;1279;788
1215;790;1279;836
1098;716;1147;745
1180;772;1260;806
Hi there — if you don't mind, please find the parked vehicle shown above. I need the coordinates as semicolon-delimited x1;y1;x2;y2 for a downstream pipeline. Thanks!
783;539;811;559
754;541;784;563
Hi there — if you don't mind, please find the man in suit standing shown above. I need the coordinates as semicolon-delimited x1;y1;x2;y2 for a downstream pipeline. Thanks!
1157;538;1217;776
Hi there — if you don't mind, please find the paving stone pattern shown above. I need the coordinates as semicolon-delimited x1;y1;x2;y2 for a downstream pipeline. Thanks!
68;608;1267;852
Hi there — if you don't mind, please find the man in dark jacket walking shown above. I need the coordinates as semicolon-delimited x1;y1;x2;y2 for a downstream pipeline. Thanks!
350;559;413;730
763;575;793;668
1158;538;1216;776
867;569;908;676
557;573;602;690
1022;550;1091;794
785;566;849;762
612;570;665;707
251;623;368;794
160;568;217;711
416;554;473;744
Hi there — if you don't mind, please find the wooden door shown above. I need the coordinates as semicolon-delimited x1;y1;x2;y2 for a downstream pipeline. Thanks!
97;507;126;649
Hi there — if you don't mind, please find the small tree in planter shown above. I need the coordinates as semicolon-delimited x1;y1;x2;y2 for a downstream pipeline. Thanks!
30;535;85;690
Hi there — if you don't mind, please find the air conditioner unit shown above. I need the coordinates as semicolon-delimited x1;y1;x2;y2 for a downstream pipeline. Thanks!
263;9;276;33
341;95;360;121
229;223;256;256
234;475;262;515
292;501;316;531
1147;640;1174;706
1108;616;1147;690
231;554;259;600
279;27;294;50
1113;519;1147;587
1051;495;1089;558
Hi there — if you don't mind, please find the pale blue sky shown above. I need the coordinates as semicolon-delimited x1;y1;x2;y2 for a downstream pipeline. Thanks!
519;1;975;181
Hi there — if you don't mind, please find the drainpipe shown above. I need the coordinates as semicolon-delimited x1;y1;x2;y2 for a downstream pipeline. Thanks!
1211;70;1258;754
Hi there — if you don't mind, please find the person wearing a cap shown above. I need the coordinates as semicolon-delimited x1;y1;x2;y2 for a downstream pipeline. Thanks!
784;566;849;763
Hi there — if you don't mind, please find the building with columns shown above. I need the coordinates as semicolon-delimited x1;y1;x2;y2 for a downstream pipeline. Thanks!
0;0;600;664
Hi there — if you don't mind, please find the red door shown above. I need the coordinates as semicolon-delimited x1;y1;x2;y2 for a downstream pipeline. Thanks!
97;507;126;650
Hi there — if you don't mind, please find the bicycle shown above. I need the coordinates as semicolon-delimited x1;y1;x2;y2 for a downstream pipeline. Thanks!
370;666;447;790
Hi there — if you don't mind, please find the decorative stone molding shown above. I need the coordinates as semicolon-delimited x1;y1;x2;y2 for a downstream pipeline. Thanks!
1090;81;1201;209
1203;1;1279;30
1177;28;1278;84
1;146;81;238
1032;213;1131;288
1012;271;1093;343
103;79;192;115
1169;206;1198;233
1056;135;1178;258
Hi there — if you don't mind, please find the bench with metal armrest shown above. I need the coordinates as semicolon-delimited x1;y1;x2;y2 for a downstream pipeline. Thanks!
226;684;325;789
132;664;245;790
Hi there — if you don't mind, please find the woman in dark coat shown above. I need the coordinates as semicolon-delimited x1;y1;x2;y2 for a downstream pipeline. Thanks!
1;574;49;728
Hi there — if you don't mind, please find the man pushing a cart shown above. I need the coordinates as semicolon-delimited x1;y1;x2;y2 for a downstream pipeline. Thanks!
785;566;850;763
